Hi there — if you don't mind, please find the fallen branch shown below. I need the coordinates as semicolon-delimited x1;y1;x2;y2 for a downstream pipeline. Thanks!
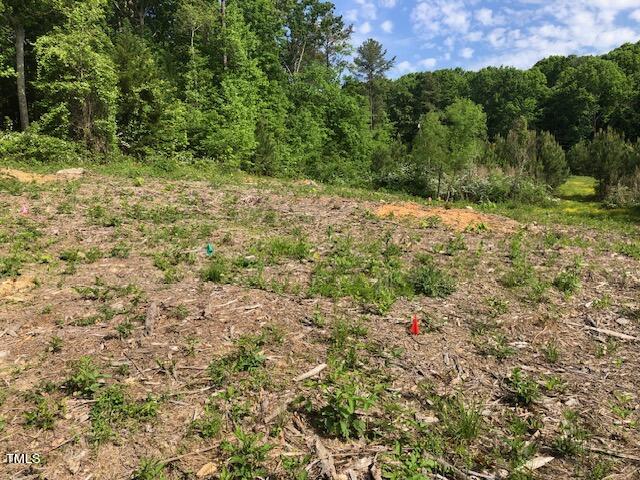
163;443;220;464
586;446;640;463
585;326;639;341
313;436;338;479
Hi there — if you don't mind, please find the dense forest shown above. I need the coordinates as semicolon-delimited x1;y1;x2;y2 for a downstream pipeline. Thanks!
1;0;640;206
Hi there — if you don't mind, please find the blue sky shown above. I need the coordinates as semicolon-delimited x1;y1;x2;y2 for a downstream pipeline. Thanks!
333;0;640;77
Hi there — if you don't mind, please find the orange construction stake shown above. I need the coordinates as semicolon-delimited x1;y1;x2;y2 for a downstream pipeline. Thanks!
410;315;420;335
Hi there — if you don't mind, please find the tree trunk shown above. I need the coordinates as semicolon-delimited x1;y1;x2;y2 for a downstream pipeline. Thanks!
15;23;29;131
220;0;227;69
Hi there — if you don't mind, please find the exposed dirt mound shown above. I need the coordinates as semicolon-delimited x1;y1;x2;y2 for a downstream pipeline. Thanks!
0;275;34;298
1;168;57;184
1;167;84;184
375;201;519;232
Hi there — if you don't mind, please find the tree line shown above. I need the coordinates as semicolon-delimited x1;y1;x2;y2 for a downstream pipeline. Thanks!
1;0;639;206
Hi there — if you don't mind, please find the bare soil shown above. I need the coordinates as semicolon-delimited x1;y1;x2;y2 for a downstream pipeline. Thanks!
0;170;638;480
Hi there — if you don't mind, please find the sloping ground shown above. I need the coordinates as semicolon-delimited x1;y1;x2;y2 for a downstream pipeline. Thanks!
0;170;639;480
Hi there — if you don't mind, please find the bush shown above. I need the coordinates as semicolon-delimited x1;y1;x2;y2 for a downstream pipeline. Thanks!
461;171;552;205
0;131;81;163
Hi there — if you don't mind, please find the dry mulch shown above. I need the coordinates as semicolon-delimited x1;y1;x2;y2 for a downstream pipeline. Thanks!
0;170;639;479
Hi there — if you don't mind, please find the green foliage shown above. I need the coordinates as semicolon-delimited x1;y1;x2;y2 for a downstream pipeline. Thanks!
469;66;549;138
410;255;456;297
552;410;587;457
131;458;166;480
319;372;378;439
24;395;62;430
409;98;487;199
553;268;581;295
35;0;118;151
201;255;230;283
207;333;267;386
505;368;540;406
90;385;158;444
380;443;439;479
0;131;81;163
220;428;272;480
309;234;413;313
189;400;222;438
66;356;104;398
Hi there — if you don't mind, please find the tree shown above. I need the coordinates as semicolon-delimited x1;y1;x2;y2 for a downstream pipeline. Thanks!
352;38;395;128
35;0;118;152
410;98;486;198
543;57;631;147
469;66;548;139
1;0;65;130
281;0;349;75
491;117;568;187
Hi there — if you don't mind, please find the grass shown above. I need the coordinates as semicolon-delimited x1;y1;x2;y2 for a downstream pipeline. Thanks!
480;176;640;234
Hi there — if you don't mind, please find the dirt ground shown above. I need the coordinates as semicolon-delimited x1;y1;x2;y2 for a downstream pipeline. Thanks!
0;170;639;479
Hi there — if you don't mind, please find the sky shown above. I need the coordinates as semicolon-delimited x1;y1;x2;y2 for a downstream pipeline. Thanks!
333;0;640;77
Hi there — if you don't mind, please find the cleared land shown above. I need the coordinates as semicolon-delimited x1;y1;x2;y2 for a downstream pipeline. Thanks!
0;168;639;480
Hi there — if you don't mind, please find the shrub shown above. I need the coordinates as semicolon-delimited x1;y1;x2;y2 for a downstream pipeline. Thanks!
0;131;81;163
410;255;456;297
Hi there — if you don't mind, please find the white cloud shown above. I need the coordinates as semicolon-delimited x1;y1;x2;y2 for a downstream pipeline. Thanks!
355;0;378;20
381;20;394;33
399;0;640;73
345;9;359;22
441;2;470;32
378;0;397;7
461;47;474;59
411;0;470;38
475;8;494;26
395;60;416;74
465;31;483;42
419;57;437;68
358;21;372;34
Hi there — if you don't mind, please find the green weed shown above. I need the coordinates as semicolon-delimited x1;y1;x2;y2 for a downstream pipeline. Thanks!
220;428;272;480
90;385;159;444
410;255;456;298
131;458;166;480
552;410;587;457
505;368;540;406
190;400;223;438
66;356;104;398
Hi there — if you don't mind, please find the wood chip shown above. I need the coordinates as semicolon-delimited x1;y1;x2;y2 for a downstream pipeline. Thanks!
196;462;218;478
313;436;337;479
294;363;327;382
520;456;554;471
145;302;159;336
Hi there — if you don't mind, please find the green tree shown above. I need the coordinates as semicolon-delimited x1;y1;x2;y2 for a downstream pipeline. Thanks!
543;57;631;147
1;0;65;130
112;28;187;156
352;38;395;128
411;98;486;198
35;0;118;151
469;66;548;139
